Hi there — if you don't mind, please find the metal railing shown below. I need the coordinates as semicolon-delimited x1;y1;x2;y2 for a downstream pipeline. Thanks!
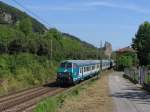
124;67;150;85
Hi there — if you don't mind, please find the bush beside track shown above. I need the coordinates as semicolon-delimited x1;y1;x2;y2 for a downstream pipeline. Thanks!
0;54;58;96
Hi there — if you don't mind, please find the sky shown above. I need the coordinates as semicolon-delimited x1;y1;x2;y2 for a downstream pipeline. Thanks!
1;0;150;50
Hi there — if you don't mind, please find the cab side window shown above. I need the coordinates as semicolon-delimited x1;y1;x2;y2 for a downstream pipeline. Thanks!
73;64;77;68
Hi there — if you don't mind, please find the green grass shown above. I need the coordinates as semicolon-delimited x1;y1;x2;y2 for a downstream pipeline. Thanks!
144;74;150;84
131;73;139;82
34;98;57;112
34;77;98;112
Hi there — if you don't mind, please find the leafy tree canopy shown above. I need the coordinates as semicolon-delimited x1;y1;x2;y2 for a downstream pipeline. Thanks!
19;18;32;36
132;21;150;65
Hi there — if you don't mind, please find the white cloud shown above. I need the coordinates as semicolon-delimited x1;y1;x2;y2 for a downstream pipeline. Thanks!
84;1;149;14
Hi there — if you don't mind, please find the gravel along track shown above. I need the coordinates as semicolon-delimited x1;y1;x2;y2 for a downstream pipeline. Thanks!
0;82;67;112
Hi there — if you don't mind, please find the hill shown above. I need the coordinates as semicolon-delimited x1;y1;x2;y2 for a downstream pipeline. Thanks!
62;33;96;49
0;1;47;33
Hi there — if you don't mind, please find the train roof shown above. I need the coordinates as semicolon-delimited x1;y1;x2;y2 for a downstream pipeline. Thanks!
61;60;110;66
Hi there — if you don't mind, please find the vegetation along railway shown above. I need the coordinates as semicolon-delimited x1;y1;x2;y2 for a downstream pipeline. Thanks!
0;59;115;112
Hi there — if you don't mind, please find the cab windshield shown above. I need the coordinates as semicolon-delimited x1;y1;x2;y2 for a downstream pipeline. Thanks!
60;62;72;68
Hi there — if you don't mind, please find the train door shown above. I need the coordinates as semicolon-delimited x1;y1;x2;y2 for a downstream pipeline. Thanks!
79;67;83;79
82;67;84;79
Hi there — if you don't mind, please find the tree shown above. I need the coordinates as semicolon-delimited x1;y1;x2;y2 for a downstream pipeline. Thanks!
8;38;28;53
37;39;49;56
117;55;133;70
132;21;150;65
19;18;32;36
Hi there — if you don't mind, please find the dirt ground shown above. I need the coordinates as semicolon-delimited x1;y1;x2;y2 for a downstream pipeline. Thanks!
58;71;114;112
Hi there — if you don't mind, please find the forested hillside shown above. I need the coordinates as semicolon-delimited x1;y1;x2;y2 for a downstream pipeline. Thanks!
0;1;100;95
0;1;47;33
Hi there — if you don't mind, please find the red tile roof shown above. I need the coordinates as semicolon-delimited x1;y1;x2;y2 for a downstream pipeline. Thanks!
116;47;136;53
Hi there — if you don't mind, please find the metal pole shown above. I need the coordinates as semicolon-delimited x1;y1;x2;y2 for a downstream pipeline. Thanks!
100;40;103;71
50;39;53;66
97;44;99;60
97;41;102;79
96;44;99;79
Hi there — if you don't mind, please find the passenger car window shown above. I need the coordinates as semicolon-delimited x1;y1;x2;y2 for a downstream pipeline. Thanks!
84;67;86;72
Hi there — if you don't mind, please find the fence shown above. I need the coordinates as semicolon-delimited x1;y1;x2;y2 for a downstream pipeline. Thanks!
124;67;150;86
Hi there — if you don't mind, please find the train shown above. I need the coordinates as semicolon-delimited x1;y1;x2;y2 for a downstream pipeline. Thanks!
56;60;115;85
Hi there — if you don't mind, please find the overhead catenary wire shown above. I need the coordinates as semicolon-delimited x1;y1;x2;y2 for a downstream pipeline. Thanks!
11;0;51;28
10;0;53;67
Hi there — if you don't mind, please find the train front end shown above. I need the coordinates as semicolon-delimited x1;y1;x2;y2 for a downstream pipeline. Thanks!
56;61;75;86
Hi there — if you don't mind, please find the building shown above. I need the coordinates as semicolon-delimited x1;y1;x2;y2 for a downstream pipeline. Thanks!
103;41;112;59
116;46;136;54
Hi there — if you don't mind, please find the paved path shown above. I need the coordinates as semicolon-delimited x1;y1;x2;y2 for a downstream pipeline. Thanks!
109;72;150;112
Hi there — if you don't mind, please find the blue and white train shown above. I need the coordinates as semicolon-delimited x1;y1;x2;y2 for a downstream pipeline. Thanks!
56;60;115;85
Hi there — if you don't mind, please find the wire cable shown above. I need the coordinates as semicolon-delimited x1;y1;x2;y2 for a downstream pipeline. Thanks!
12;0;51;28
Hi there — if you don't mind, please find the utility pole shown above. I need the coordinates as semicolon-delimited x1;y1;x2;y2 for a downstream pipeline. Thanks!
97;41;103;79
50;39;53;66
100;40;103;71
97;44;99;60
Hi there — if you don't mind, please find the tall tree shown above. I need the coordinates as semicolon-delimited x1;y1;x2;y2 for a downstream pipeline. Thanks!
132;21;150;65
19;18;32;36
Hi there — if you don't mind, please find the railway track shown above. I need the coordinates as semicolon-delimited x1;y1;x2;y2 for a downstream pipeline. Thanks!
0;82;67;112
0;73;102;112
